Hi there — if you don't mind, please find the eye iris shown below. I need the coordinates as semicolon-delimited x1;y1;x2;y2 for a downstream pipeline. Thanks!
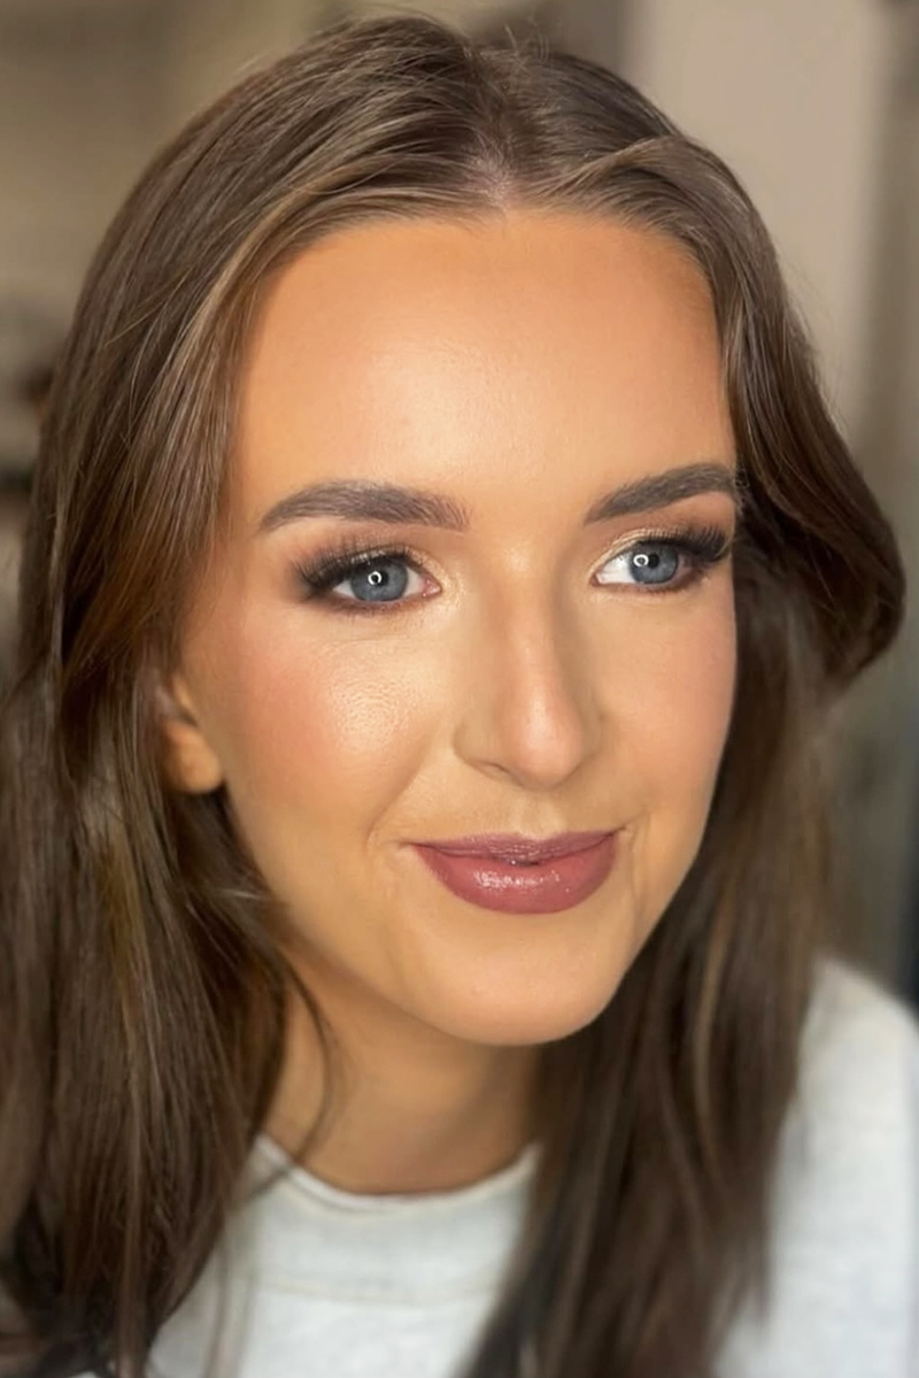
349;558;409;602
630;545;679;584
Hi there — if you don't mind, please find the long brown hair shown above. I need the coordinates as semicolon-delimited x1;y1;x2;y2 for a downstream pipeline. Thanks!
0;13;905;1378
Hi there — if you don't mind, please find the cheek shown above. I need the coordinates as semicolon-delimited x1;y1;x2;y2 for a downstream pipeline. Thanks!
640;585;736;792
608;578;737;914
197;602;439;827
618;571;735;756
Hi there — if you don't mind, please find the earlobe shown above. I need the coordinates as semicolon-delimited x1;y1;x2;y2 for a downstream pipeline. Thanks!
156;674;225;794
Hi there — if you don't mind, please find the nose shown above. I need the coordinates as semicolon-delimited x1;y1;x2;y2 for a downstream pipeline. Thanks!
452;591;604;791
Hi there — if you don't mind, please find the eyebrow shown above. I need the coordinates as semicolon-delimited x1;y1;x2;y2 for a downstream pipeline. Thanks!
256;461;740;535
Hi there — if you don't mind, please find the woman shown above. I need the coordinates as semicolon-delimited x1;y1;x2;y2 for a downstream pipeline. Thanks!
0;13;916;1378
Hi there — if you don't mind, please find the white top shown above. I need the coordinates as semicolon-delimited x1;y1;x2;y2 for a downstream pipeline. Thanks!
88;957;919;1378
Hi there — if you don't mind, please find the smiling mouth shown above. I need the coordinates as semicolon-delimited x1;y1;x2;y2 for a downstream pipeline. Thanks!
410;832;620;914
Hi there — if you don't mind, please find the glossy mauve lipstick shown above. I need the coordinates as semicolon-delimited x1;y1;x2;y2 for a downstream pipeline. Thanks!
410;831;618;914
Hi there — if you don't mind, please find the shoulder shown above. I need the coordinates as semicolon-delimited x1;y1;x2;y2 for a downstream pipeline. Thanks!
784;954;919;1284
719;954;919;1378
788;955;919;1259
792;954;919;1176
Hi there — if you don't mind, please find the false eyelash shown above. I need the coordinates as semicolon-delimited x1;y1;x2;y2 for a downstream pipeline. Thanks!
295;539;423;596
293;521;735;616
629;522;733;569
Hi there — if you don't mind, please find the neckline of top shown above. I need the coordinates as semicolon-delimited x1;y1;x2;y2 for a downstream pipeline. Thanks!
251;1132;542;1217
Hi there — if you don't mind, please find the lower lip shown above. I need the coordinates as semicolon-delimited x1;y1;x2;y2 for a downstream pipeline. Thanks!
411;834;618;914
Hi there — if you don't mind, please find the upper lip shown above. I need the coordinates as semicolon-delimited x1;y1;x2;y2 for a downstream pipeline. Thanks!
414;831;615;863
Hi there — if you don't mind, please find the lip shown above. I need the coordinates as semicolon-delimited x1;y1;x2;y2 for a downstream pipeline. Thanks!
411;831;619;915
414;830;614;863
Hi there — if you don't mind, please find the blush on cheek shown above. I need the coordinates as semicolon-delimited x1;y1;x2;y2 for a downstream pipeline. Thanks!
680;614;736;810
616;581;736;756
627;655;736;942
211;613;433;822
619;585;736;881
670;594;737;815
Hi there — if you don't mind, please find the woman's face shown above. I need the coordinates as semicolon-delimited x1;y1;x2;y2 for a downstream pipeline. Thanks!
166;211;738;1047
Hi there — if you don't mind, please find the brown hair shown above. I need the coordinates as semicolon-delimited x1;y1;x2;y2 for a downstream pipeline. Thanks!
0;12;905;1378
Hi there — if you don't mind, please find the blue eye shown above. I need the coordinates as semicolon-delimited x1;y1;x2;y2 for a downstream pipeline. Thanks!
597;541;685;587
294;524;732;617
296;543;426;611
334;555;413;603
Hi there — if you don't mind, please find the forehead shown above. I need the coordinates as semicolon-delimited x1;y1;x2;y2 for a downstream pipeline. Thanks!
233;211;732;524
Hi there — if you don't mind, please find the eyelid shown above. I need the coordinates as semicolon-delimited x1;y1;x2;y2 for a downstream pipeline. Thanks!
600;520;732;550
294;518;734;611
293;538;433;605
297;538;429;579
300;520;732;570
590;520;732;566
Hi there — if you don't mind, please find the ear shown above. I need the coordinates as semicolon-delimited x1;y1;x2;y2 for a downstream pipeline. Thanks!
156;673;225;794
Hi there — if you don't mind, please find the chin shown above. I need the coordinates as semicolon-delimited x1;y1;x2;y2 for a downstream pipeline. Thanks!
426;969;628;1048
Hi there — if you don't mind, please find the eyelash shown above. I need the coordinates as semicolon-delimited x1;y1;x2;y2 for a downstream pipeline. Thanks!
293;522;734;618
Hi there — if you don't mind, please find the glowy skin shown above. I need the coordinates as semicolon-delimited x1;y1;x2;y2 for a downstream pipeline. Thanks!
163;212;738;1191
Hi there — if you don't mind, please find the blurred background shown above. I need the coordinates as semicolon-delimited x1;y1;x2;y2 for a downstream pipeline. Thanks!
0;0;917;1007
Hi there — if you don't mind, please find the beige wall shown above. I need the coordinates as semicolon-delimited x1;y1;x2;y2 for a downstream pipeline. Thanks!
0;12;163;312
0;6;167;467
621;0;894;443
165;0;324;125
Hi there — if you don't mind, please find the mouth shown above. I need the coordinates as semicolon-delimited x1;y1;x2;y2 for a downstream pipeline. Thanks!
409;831;620;915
